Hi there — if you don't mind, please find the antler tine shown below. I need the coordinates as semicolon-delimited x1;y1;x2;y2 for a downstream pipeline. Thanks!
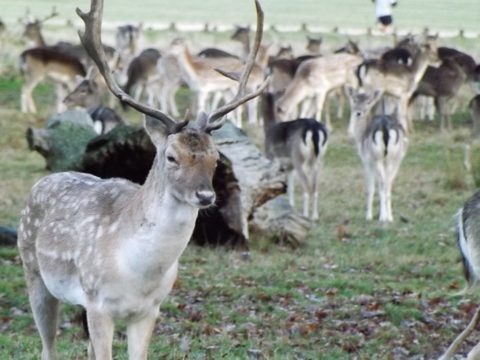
39;6;59;24
206;0;269;128
76;0;177;130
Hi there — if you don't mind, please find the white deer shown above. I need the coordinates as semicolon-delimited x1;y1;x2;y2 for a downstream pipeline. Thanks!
346;86;408;222
17;1;267;360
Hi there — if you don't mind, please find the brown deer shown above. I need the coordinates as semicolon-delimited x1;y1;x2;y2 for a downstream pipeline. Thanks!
17;1;267;360
231;25;270;68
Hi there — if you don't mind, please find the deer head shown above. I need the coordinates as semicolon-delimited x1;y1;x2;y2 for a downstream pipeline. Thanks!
76;0;268;206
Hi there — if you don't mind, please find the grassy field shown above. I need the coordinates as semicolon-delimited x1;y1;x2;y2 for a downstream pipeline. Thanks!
2;0;480;33
1;9;480;358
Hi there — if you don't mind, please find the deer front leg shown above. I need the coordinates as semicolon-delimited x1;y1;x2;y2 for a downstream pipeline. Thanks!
315;91;328;128
127;310;159;360
364;167;375;221
86;307;114;360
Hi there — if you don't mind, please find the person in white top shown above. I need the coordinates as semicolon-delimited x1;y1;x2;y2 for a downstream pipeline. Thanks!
372;0;398;32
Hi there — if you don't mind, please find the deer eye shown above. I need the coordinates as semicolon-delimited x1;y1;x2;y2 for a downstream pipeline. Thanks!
167;155;177;164
356;111;362;117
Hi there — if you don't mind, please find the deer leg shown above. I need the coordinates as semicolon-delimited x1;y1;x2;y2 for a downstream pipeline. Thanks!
377;165;390;222
397;97;410;132
21;75;42;113
27;276;60;360
247;97;258;125
364;166;375;221
55;84;68;113
336;88;345;119
311;168;320;220
127;310;158;360
85;307;114;360
294;163;312;218
288;171;296;208
315;91;328;128
168;84;180;117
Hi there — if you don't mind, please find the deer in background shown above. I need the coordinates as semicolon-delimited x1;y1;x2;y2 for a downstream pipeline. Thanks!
63;68;125;134
346;86;408;222
20;7;59;48
17;1;267;360
356;40;438;131
275;52;363;128
261;92;328;220
121;48;162;109
167;37;265;127
231;25;271;68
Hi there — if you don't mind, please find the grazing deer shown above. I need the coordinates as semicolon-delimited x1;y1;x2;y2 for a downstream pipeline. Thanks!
17;1;267;360
346;86;408;222
261;92;328;220
356;41;438;131
63;69;125;134
275;53;363;128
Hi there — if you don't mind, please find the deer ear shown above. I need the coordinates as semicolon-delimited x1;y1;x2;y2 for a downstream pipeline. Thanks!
144;115;170;146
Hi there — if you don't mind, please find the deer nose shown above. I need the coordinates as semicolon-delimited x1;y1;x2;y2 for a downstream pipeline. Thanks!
195;190;216;207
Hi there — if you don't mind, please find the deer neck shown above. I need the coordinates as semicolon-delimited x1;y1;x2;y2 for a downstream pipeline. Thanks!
410;52;431;88
119;156;198;277
33;30;47;47
175;47;201;89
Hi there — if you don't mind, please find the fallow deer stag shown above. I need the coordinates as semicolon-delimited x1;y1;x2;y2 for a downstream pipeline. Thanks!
346;87;408;222
17;1;267;360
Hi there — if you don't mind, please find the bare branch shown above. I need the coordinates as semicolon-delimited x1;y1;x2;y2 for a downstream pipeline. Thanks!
206;0;269;128
438;306;480;360
76;0;177;131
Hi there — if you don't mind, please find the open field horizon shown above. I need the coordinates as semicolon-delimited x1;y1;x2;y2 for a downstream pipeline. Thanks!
2;0;480;34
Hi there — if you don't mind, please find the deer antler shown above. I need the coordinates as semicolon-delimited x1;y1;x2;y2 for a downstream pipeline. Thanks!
38;6;59;24
205;0;269;131
76;0;179;131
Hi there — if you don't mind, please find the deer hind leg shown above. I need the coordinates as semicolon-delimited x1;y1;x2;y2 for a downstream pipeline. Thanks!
85;307;114;360
294;163;313;218
288;171;296;208
27;276;60;360
21;75;43;113
247;97;258;125
364;165;376;221
315;91;328;128
55;83;69;113
127;310;158;360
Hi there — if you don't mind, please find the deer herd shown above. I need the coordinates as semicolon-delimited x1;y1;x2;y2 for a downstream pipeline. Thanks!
4;0;480;358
